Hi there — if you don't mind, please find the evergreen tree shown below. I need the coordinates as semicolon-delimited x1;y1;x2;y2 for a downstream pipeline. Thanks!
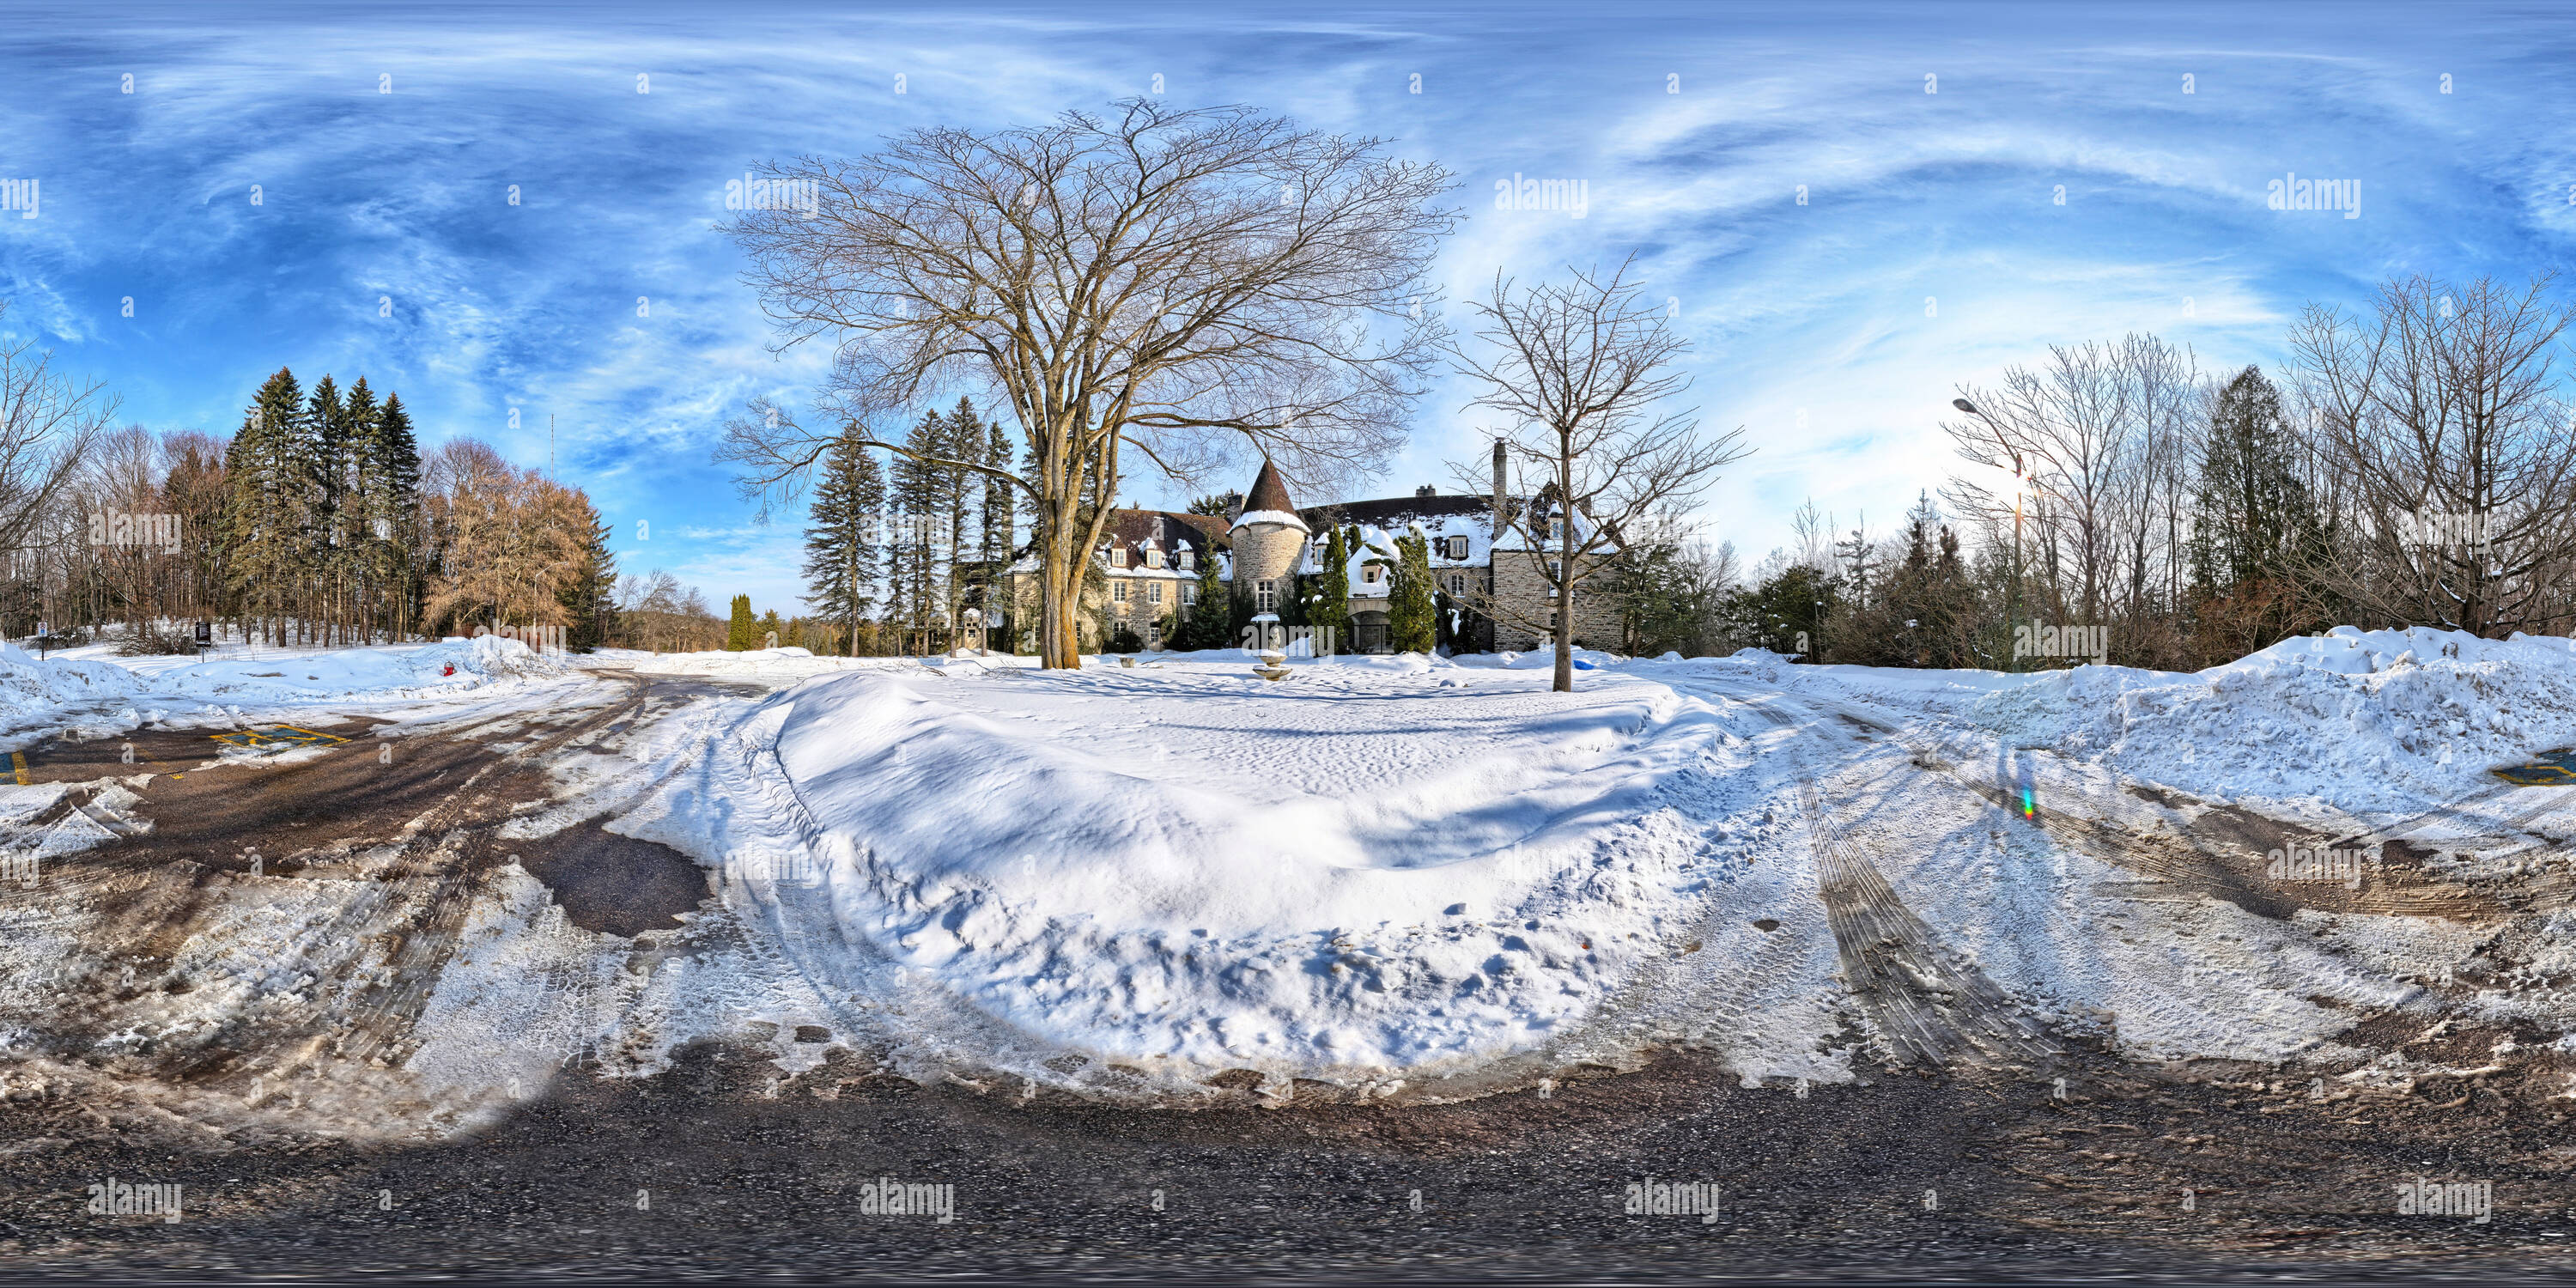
1309;524;1353;653
888;410;952;653
366;392;424;640
2186;366;2322;661
726;593;757;651
1388;528;1437;653
306;375;352;641
225;368;319;645
756;608;785;647
1174;538;1231;649
560;497;617;653
802;428;886;656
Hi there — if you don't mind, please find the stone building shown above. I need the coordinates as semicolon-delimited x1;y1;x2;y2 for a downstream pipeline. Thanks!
1002;447;1625;654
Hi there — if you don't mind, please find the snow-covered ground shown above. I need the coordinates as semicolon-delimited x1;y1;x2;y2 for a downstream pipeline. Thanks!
483;627;2576;1102
11;627;2573;1121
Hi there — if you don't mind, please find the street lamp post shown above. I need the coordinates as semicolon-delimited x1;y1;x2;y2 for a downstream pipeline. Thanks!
1953;398;2023;673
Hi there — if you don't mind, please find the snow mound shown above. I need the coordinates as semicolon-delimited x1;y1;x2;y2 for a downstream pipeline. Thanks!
1972;626;2576;813
740;663;1747;1078
160;635;568;700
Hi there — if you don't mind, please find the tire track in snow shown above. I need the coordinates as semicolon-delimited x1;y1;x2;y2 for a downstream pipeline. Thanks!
1667;673;2057;1072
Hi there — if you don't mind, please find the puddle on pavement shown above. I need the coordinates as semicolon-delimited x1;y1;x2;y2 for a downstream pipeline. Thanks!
511;820;712;937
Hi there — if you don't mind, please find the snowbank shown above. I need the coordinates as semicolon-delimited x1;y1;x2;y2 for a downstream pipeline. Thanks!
0;635;572;732
1969;625;2576;814
635;659;1759;1080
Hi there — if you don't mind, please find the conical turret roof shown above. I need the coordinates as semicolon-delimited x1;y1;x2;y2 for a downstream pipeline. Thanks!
1230;459;1309;532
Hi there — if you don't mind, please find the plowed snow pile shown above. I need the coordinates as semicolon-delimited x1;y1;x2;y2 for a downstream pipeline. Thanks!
613;653;1778;1080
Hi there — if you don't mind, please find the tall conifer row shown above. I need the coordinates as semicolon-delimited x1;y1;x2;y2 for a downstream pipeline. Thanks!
226;368;320;646
802;428;886;656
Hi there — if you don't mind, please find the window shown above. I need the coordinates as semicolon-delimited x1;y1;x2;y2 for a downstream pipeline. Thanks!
1446;535;1470;560
1109;546;1127;568
1179;550;1194;571
1362;563;1386;588
1182;582;1198;605
1547;560;1562;596
1255;579;1278;613
1148;582;1163;605
1444;574;1467;597
1145;547;1163;569
1113;582;1129;604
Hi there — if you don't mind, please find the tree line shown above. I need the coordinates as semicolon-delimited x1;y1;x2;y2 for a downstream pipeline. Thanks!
1613;272;2576;671
13;342;637;653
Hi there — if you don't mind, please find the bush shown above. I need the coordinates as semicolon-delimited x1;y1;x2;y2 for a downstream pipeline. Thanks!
1107;623;1146;653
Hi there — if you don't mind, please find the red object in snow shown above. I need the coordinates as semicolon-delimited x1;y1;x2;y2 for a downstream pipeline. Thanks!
442;664;455;677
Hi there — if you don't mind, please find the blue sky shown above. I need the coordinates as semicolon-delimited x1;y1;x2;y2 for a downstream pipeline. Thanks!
4;1;2573;612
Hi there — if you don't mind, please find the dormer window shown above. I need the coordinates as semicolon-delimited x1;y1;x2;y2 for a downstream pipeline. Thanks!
1145;546;1163;569
1179;550;1194;572
1109;546;1128;568
1445;536;1469;560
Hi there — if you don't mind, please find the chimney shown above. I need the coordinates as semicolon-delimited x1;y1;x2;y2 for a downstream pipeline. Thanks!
1415;484;1435;499
1491;439;1507;539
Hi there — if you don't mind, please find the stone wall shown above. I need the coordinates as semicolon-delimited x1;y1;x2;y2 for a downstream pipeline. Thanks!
1487;550;1621;651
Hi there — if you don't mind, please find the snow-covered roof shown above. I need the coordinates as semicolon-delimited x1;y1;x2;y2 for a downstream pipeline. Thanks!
1230;508;1310;533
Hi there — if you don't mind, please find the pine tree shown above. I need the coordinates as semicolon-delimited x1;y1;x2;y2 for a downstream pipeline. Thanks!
226;368;319;645
560;497;617;653
756;608;785;647
726;594;757;651
306;374;352;642
1175;538;1232;649
803;428;886;656
1388;528;1437;653
2186;366;2321;661
1309;524;1353;654
888;411;951;653
368;392;424;640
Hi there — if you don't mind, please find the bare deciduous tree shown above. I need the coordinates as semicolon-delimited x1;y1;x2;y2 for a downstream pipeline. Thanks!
1445;259;1749;693
0;301;117;575
1943;331;2199;665
720;99;1457;667
2289;273;2576;637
